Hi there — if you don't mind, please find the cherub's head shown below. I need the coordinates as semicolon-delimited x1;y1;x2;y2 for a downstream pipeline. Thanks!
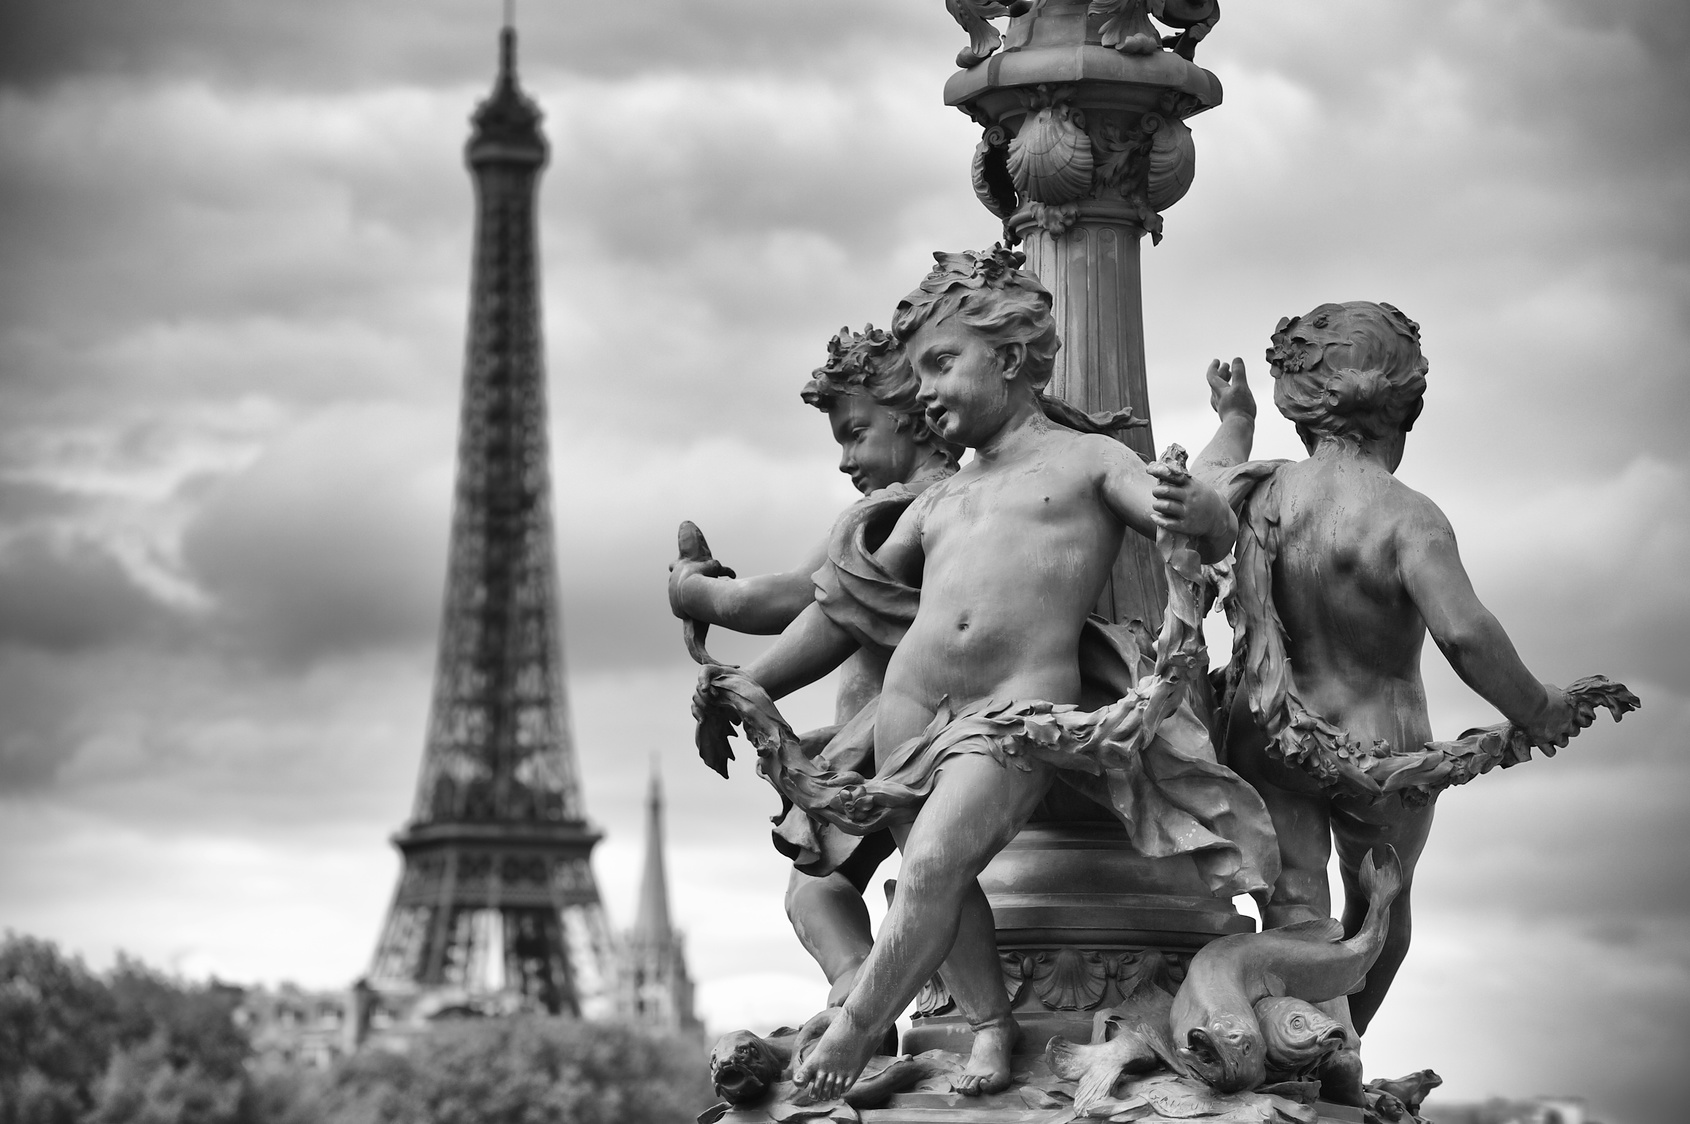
800;324;962;493
891;246;1061;445
1268;302;1428;459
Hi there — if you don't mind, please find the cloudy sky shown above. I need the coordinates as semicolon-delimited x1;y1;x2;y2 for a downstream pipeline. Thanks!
1;1;1685;1120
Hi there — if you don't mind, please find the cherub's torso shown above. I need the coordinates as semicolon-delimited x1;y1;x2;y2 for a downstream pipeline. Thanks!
1268;453;1435;756
875;426;1127;757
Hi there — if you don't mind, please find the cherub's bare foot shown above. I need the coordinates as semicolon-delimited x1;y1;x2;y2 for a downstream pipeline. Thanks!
792;1006;878;1102
952;1016;1018;1096
793;1007;838;1066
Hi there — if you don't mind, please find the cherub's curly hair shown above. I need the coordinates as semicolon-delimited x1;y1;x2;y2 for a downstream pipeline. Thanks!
889;245;1060;391
800;324;963;467
1268;302;1428;444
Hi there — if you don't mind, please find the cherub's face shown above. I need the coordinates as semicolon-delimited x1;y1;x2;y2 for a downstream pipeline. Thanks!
827;393;918;493
906;316;1013;448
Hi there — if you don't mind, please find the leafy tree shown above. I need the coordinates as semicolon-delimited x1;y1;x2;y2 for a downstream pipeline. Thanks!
314;1018;712;1124
0;934;117;1124
87;1036;243;1124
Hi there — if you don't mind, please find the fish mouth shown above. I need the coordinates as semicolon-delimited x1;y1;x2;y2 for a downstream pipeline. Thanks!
1181;1027;1262;1094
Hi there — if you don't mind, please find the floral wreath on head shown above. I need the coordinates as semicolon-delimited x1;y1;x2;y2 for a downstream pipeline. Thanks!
909;244;1048;307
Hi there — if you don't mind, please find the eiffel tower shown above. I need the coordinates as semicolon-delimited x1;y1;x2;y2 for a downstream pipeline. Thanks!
365;20;610;1020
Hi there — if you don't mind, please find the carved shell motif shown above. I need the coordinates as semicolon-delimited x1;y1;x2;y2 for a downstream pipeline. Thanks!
1027;947;1110;1011
1145;117;1197;212
912;974;956;1018
1007;106;1095;205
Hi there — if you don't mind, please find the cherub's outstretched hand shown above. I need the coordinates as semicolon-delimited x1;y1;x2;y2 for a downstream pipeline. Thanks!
1206;358;1254;422
669;520;736;620
1148;459;1236;560
691;664;740;778
1525;683;1598;750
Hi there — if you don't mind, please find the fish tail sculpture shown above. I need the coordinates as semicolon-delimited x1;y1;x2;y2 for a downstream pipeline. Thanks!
1045;1029;1162;1114
1341;847;1402;989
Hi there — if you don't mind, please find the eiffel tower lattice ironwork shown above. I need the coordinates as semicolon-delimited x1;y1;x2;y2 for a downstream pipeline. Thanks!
366;22;611;1019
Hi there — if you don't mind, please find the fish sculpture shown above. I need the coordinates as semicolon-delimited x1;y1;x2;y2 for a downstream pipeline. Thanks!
675;520;733;667
708;1029;792;1106
1253;996;1348;1078
1170;847;1403;1093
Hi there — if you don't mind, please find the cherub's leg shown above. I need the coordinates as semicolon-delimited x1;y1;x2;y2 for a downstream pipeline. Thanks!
792;753;1051;1101
785;869;874;1008
1331;797;1435;1035
938;879;1021;1095
1224;717;1334;927
1248;782;1334;929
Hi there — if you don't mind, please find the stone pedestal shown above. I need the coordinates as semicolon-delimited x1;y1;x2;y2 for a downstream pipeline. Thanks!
902;824;1252;1055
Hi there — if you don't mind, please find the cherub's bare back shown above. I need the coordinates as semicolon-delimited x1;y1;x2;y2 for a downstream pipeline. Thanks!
876;429;1132;758
1271;456;1435;755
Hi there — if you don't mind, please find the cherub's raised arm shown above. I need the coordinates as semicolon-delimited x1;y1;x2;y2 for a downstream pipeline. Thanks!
1098;437;1236;563
1398;499;1570;738
1191;358;1256;480
669;535;828;635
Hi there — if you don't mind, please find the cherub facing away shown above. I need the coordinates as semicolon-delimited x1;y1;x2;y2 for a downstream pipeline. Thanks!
1191;302;1623;1035
695;248;1277;1100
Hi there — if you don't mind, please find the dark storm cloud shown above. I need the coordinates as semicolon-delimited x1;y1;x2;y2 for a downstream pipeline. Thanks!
0;532;176;652
0;648;85;786
0;0;948;90
178;404;451;667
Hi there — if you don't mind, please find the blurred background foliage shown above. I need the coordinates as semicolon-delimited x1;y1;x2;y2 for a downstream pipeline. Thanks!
0;934;712;1124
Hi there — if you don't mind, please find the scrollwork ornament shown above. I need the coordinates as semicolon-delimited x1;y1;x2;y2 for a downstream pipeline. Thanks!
972;133;1019;219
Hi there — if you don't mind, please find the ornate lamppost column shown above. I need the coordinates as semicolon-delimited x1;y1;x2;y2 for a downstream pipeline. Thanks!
902;0;1243;1055
950;0;1219;625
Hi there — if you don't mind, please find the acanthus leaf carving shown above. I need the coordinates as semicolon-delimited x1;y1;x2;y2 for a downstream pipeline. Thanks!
1091;1;1222;60
946;1;1034;69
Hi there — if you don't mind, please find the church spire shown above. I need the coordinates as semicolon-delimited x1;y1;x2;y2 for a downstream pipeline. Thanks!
616;760;698;1032
633;762;674;942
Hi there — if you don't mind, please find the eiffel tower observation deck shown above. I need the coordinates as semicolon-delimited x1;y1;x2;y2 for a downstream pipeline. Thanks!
365;20;610;1021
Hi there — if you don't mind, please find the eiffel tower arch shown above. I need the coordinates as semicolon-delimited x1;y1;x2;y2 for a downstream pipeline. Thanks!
365;22;612;1022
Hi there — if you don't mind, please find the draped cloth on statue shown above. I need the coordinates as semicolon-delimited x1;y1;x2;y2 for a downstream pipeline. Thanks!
712;485;1279;899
